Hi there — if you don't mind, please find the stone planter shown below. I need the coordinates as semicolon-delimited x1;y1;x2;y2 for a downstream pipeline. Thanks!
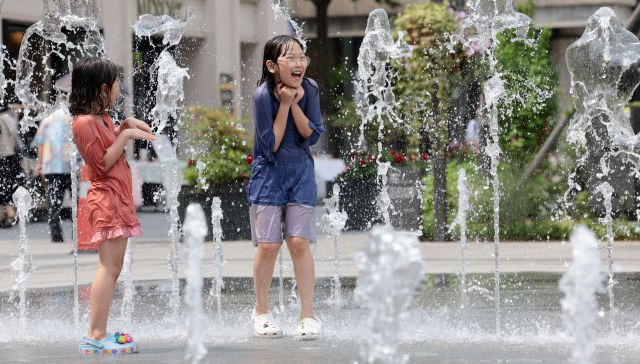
387;167;423;232
178;180;251;241
630;104;640;133
336;173;380;231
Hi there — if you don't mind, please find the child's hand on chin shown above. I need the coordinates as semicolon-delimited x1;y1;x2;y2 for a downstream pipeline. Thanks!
293;85;304;104
276;83;297;106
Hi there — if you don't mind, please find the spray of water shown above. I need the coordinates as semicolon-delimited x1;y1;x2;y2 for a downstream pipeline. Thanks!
354;9;411;226
559;226;603;364
459;0;533;335
354;226;424;364
151;50;190;132
0;0;6;104
56;101;81;328
270;0;306;50
152;135;182;317
596;183;616;317
321;184;348;309
565;7;640;324
450;168;470;309
134;11;192;319
16;0;104;131
10;186;34;327
119;239;135;324
183;203;208;364
209;197;224;319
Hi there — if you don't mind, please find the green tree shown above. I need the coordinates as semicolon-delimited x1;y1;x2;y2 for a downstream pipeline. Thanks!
494;25;558;165
393;1;467;240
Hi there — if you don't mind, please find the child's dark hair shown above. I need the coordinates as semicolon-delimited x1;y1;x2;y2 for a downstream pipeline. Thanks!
258;35;304;93
69;57;118;116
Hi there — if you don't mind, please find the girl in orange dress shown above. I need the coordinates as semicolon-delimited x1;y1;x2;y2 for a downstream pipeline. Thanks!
70;57;155;355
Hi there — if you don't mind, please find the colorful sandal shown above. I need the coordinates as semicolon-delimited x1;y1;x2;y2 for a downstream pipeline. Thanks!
79;331;138;355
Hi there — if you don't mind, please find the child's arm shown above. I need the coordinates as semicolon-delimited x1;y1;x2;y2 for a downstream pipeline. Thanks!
273;83;296;151
296;81;325;147
102;128;155;172
115;117;152;136
290;86;313;139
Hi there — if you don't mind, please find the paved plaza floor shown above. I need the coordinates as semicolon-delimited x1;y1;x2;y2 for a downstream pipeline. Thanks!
2;212;640;291
2;337;638;364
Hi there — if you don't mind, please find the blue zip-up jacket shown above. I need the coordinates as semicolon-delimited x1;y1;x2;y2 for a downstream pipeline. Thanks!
247;77;325;206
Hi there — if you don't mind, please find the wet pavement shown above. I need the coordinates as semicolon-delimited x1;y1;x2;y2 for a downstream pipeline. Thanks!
2;212;640;363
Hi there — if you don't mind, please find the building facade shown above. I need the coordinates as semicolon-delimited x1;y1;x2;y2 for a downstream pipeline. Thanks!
0;0;288;122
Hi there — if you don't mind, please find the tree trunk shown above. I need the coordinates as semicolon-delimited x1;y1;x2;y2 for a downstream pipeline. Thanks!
310;0;336;153
311;0;332;105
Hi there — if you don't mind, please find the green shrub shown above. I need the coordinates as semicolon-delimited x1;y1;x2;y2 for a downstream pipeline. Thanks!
182;105;252;188
421;156;638;240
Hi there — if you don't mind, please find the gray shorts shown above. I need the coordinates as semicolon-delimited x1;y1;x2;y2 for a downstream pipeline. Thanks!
249;203;316;246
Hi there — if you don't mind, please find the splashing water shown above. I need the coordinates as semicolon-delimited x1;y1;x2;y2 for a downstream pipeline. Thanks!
59;101;81;328
354;9;411;226
10;186;34;327
133;13;187;46
459;0;533;335
183;204;208;364
559;226;603;364
321;184;348;309
133;13;191;132
152;135;182;318
119;239;135;324
354;226;424;364
209;197;224;319
277;249;285;312
135;12;192;319
565;7;640;323
151;50;190;132
271;0;306;50
0;37;6;103
596;182;616;322
16;0;104;131
450;169;470;309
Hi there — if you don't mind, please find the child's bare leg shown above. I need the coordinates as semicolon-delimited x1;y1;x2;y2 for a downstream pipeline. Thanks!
286;236;315;320
87;237;128;340
253;243;281;315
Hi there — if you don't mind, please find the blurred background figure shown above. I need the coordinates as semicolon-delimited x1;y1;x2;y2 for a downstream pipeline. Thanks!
0;104;25;228
33;96;72;242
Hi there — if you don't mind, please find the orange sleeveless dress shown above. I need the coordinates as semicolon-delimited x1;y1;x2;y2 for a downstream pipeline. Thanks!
72;114;143;243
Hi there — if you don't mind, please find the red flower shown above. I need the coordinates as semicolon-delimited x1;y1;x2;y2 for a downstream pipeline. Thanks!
421;152;429;161
359;159;367;167
187;159;196;166
393;153;406;164
245;154;254;166
389;150;406;164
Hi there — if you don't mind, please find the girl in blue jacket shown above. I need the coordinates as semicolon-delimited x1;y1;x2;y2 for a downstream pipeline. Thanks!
248;35;324;339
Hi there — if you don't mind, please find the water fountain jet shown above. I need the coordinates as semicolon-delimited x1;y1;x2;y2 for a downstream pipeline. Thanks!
10;186;34;327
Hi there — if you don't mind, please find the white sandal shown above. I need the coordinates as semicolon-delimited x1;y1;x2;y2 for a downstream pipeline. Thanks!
251;309;284;338
295;317;321;340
